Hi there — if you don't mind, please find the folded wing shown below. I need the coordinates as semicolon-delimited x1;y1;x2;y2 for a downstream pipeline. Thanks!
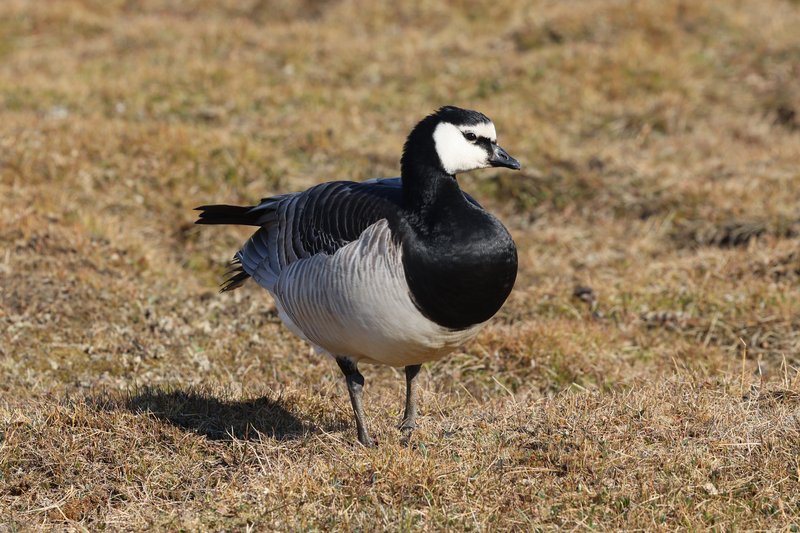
196;178;406;291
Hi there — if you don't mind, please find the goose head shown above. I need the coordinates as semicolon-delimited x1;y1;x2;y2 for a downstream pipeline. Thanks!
401;106;520;178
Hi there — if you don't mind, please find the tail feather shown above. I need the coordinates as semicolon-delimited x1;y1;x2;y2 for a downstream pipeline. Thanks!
195;204;262;226
194;204;259;290
195;198;284;291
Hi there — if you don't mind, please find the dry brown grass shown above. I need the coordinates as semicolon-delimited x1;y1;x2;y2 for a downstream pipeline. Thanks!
1;0;800;529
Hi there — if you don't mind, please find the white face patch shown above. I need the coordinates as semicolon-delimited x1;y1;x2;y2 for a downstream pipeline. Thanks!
433;121;497;175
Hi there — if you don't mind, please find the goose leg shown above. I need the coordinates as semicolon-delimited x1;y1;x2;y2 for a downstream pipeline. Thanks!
336;357;374;447
400;364;422;435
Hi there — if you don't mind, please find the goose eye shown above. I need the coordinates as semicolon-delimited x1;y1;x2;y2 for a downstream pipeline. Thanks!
464;132;477;142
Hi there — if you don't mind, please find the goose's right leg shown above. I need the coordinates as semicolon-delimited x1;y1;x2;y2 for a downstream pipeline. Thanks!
400;364;421;433
336;357;375;447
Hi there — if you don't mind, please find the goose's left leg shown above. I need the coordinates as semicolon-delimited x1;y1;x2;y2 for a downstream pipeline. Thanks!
400;364;422;436
336;357;375;447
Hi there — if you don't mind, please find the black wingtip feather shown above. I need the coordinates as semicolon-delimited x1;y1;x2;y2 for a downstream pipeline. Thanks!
220;270;250;292
219;258;251;292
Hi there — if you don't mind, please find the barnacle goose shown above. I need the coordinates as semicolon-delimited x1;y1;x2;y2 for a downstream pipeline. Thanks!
196;106;520;446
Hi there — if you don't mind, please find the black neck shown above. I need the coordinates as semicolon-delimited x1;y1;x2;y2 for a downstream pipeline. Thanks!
400;158;464;214
399;118;467;215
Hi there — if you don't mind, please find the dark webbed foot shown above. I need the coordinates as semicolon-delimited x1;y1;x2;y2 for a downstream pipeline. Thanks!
336;357;375;447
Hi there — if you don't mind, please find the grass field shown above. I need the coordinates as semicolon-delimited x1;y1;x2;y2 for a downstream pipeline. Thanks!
2;0;800;529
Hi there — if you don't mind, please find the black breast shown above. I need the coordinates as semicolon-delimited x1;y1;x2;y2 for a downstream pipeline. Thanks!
399;204;518;330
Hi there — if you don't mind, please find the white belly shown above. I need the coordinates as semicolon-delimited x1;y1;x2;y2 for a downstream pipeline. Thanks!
271;220;484;366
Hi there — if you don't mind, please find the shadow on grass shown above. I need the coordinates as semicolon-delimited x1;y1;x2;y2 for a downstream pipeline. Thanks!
123;387;312;441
